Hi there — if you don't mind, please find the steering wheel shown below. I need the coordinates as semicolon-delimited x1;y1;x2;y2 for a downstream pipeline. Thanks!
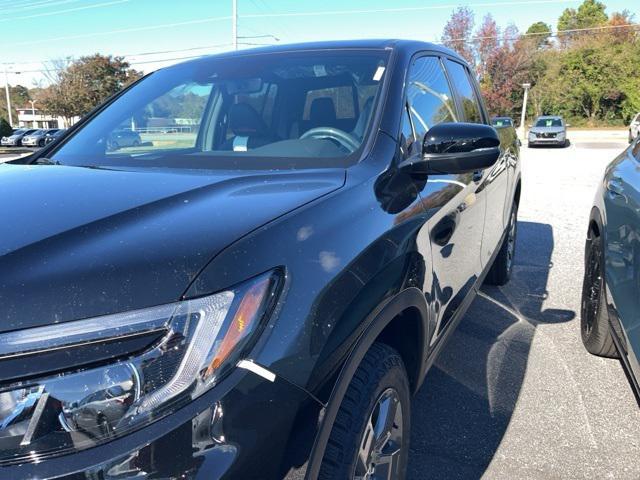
300;127;360;153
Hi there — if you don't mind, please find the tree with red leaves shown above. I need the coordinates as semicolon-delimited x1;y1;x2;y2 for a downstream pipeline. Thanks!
441;6;476;66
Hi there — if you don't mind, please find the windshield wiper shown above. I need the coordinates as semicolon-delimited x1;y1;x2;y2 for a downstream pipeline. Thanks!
33;157;61;165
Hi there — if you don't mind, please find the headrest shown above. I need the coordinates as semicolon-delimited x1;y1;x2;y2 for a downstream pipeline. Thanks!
229;103;267;136
310;97;337;125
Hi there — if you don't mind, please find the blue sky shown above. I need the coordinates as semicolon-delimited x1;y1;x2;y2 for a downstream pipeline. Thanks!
0;0;637;86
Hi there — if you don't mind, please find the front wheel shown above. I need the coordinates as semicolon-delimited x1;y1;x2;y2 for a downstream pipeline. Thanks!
318;343;410;480
580;233;618;358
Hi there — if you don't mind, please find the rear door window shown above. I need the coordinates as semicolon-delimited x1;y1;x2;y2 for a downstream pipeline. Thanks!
445;60;483;123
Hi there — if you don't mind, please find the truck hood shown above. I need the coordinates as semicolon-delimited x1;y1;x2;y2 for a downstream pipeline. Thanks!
0;163;344;332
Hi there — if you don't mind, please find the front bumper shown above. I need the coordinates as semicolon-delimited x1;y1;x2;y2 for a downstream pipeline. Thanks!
528;136;565;146
1;367;322;480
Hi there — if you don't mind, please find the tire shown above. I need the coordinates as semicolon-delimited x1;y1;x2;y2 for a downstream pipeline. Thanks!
486;203;518;286
580;232;618;358
318;343;410;480
38;139;45;148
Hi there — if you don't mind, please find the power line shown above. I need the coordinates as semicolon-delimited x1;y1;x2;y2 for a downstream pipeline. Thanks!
0;0;130;23
449;21;640;43
4;45;235;74
239;0;581;19
4;14;232;48
0;0;80;14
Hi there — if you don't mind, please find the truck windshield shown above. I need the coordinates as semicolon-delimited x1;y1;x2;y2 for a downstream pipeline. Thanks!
535;118;562;127
49;49;389;170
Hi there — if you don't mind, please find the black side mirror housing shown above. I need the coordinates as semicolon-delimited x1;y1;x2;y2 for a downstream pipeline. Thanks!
400;122;501;175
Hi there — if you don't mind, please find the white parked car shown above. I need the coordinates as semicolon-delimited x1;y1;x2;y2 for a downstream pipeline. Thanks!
630;113;640;143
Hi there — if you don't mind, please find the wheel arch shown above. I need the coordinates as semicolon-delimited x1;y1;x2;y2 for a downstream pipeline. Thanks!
305;287;429;479
514;177;522;207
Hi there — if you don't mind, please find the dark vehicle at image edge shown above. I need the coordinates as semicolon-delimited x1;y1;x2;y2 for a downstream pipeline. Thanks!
581;138;640;401
0;40;521;479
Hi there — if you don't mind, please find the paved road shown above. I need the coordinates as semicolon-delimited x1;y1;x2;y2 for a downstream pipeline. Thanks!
409;136;640;479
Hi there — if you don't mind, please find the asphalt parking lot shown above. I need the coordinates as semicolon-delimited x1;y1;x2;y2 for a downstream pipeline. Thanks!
2;131;638;478
409;131;640;479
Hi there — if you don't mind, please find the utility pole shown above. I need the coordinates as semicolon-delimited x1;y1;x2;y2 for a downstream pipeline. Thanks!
519;83;531;139
4;67;13;127
232;0;238;51
29;100;36;128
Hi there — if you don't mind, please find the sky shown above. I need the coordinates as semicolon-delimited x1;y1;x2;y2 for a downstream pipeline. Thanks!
0;0;637;86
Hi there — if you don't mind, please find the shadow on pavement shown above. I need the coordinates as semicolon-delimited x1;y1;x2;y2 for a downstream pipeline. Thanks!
408;221;575;479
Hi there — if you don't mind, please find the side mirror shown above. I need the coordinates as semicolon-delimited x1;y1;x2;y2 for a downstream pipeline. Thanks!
400;122;501;175
528;124;533;128
566;123;571;128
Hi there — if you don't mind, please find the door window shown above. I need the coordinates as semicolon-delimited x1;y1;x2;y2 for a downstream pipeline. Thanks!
445;60;483;123
405;56;457;141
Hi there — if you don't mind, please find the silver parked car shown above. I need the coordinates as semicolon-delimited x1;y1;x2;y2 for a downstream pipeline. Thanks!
21;129;59;148
629;113;640;144
528;115;569;148
1;128;36;147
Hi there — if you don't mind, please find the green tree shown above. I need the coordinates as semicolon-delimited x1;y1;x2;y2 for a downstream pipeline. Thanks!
558;0;608;44
526;21;552;48
0;117;12;137
0;85;31;126
41;54;142;123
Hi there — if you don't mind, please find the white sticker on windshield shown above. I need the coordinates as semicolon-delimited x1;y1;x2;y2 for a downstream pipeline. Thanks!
313;65;327;77
373;66;386;82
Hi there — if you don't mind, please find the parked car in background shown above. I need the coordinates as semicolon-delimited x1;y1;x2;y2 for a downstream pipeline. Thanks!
629;113;640;143
21;129;59;148
581;138;640;400
107;129;142;150
43;128;67;146
528;115;569;148
492;116;514;127
1;128;37;147
0;40;521;480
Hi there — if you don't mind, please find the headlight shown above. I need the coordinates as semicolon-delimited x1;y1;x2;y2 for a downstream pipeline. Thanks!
0;271;280;465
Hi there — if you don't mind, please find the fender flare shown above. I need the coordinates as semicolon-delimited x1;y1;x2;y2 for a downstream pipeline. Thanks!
305;287;429;479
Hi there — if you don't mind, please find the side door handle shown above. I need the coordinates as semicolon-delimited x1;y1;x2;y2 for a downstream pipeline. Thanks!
606;178;624;196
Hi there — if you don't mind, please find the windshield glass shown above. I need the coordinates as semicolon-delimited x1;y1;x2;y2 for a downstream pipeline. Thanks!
492;118;512;126
535;118;562;127
50;50;389;170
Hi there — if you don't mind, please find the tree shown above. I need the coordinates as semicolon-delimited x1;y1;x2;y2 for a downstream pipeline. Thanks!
475;14;500;78
558;0;608;44
442;7;475;65
608;10;636;43
526;21;552;48
0;118;12;137
0;85;31;126
41;54;142;124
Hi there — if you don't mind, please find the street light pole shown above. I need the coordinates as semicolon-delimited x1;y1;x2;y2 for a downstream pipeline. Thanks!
29;100;36;128
519;83;531;139
232;0;238;51
4;67;13;127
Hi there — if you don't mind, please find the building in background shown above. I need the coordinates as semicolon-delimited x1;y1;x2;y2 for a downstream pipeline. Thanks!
16;107;79;129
